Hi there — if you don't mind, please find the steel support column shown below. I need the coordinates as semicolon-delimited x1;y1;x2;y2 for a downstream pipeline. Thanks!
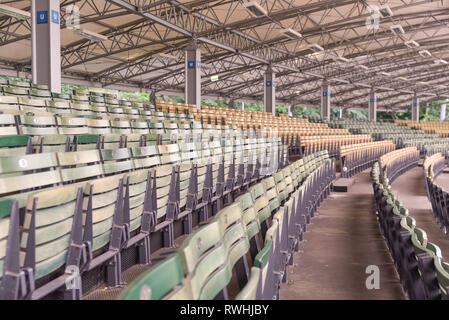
369;88;377;122
264;66;276;115
31;0;61;93
185;41;201;109
321;80;331;121
412;94;420;122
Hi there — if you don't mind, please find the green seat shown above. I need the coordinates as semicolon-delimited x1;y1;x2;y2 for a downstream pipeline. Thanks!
0;96;20;111
57;117;89;135
57;149;104;183
100;148;134;176
0;152;60;207
118;253;190;300
87;119;112;135
21;184;82;280
73;134;101;151
83;173;124;252
235;192;262;261
178;220;229;300
262;177;280;214
20;114;58;136
0;135;32;156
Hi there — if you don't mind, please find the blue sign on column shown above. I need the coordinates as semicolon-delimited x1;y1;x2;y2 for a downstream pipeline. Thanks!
266;81;272;87
370;98;375;103
51;10;59;24
323;91;328;97
37;11;48;24
188;61;195;69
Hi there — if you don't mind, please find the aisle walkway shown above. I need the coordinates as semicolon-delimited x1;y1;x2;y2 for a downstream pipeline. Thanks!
281;171;405;300
391;166;449;262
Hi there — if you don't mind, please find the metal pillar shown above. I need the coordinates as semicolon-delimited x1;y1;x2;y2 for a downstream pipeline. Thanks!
185;40;201;109
412;94;420;122
31;0;61;93
368;88;377;122
264;66;275;115
321;80;330;120
440;103;446;122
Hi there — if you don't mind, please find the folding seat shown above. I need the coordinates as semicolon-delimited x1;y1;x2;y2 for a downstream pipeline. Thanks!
118;252;191;300
105;98;119;106
176;143;198;234
71;102;94;117
71;94;89;103
4;87;29;97
87;118;112;135
30;88;51;99
56;116;89;136
148;121;165;135
71;134;102;151
124;108;140;120
152;112;166;122
46;100;71;114
110;120;132;135
250;183;273;238
233;134;246;195
214;203;263;299
434;255;449;300
236;192;263;262
51;92;71;101
100;148;134;176
57;149;104;185
409;228;442;300
19;97;47;113
143;144;180;249
0;113;20;137
18;114;57;137
20;184;87;300
177;219;231;299
90;104;108;117
123;146;161;251
107;107;125;118
0;96;20;111
81;172;127;289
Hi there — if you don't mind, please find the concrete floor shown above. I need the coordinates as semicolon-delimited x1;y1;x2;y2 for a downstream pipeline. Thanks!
280;170;405;300
391;166;449;262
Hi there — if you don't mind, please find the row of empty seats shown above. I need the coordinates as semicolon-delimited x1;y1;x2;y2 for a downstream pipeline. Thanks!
118;152;336;300
372;149;449;300
424;153;449;234
339;141;396;178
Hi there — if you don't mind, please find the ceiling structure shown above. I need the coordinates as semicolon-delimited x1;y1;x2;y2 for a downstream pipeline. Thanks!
1;0;449;110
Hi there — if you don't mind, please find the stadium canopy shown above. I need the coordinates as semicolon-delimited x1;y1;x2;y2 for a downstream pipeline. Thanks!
0;0;449;110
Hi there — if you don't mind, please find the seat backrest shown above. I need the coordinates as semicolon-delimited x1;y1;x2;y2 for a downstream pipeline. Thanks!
21;184;82;279
178;220;229;299
100;148;134;176
131;145;160;170
0;152;60;207
262;177;280;214
83;174;124;252
57;149;104;183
